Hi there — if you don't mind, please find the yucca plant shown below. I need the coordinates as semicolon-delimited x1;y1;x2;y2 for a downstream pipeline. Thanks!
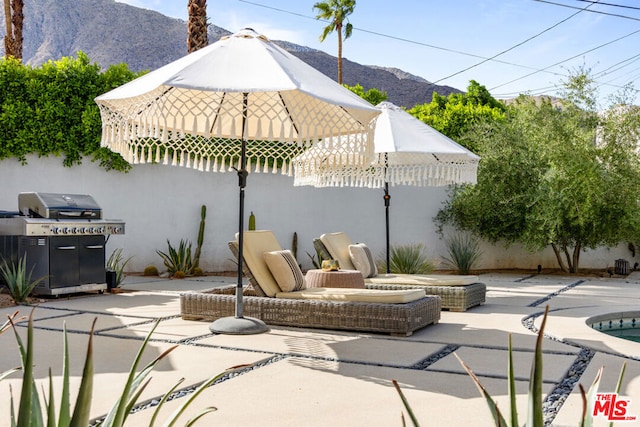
378;243;435;274
156;239;195;278
442;233;482;274
0;255;47;304
107;248;134;288
394;305;627;427
4;308;226;426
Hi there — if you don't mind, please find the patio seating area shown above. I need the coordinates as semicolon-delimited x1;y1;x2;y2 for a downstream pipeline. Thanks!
314;232;487;311
1;271;640;425
181;231;441;336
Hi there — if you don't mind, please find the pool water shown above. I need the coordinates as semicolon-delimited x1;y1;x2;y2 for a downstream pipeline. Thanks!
601;329;640;343
588;312;640;344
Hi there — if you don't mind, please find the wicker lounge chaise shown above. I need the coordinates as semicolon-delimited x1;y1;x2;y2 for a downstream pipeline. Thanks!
314;232;486;312
180;230;441;336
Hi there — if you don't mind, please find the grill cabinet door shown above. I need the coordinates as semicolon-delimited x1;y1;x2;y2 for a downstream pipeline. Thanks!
79;235;106;284
49;236;79;288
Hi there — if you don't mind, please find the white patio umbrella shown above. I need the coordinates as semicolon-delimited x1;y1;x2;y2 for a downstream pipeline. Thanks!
95;28;379;334
294;101;479;273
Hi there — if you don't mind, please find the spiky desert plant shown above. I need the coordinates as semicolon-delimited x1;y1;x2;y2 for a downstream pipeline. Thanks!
379;243;435;274
0;255;47;303
156;239;194;277
248;211;256;231
143;265;159;276
193;205;207;269
4;308;223;426
107;248;133;288
442;233;482;274
394;305;626;426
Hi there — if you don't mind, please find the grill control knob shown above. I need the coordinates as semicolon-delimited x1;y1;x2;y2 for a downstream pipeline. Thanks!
72;227;79;234
52;227;60;234
112;227;122;234
62;227;70;234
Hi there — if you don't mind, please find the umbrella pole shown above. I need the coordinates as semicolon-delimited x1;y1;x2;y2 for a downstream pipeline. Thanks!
383;153;391;274
384;181;391;274
209;92;268;335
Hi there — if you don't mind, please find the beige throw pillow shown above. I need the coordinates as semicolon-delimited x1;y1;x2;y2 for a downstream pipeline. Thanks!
348;243;378;278
263;250;306;292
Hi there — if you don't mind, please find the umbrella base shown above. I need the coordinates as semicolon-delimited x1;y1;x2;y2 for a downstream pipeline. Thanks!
209;316;269;335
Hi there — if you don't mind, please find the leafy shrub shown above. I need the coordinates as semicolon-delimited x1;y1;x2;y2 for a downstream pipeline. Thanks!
0;53;141;171
442;233;482;274
378;244;435;274
2;308;225;426
156;239;194;278
0;254;47;303
107;248;133;287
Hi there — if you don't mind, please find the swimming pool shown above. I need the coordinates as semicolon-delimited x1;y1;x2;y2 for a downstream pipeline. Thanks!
588;311;640;343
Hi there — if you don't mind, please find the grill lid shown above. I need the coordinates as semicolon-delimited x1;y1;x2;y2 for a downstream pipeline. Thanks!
18;192;102;219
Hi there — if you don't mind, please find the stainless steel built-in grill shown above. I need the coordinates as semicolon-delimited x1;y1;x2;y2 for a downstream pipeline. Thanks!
0;192;125;295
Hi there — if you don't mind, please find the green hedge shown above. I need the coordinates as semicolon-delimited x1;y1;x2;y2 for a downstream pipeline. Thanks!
0;52;142;172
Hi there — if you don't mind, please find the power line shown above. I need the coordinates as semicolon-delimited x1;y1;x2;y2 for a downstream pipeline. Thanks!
489;27;640;90
532;0;640;21
594;53;640;78
239;0;637;96
573;0;640;12
431;0;599;84
239;0;569;78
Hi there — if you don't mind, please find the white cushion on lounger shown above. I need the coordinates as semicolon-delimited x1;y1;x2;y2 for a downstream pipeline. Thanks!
264;250;306;292
366;274;480;287
349;243;378;278
237;230;283;297
320;232;356;270
276;287;426;304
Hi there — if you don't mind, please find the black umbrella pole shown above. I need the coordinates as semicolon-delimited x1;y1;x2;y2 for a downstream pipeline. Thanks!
384;183;391;274
236;179;246;319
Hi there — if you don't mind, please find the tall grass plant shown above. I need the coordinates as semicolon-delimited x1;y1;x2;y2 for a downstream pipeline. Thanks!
378;243;436;274
442;233;482;274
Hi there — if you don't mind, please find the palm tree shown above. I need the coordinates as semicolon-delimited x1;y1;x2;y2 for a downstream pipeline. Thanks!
187;0;208;53
313;0;355;84
3;0;23;60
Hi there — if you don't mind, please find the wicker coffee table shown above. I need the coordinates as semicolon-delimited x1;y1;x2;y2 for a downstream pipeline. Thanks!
306;269;365;289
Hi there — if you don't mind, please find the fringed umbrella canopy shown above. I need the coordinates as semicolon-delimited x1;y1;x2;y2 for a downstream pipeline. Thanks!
95;28;379;334
95;28;378;179
294;101;479;187
293;101;479;273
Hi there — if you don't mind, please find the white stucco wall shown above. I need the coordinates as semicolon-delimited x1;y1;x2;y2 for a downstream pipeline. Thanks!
0;156;633;272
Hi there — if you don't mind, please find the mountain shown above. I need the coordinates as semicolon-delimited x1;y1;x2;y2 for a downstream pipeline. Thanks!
1;0;461;108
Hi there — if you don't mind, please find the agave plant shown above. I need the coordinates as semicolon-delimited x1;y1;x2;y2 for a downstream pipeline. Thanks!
378;243;435;274
0;254;47;303
394;305;627;427
107;248;134;288
3;307;226;426
441;232;482;275
156;239;195;278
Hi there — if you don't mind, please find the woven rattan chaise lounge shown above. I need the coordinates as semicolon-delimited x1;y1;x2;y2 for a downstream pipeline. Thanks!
313;232;486;312
180;230;441;336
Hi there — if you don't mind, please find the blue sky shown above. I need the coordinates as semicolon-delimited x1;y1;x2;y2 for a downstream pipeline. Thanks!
116;0;640;106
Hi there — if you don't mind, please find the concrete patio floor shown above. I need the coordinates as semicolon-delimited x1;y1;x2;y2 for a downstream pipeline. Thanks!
1;272;640;426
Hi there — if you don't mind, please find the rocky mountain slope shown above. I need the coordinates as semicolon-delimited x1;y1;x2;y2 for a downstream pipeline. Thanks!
1;0;461;108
